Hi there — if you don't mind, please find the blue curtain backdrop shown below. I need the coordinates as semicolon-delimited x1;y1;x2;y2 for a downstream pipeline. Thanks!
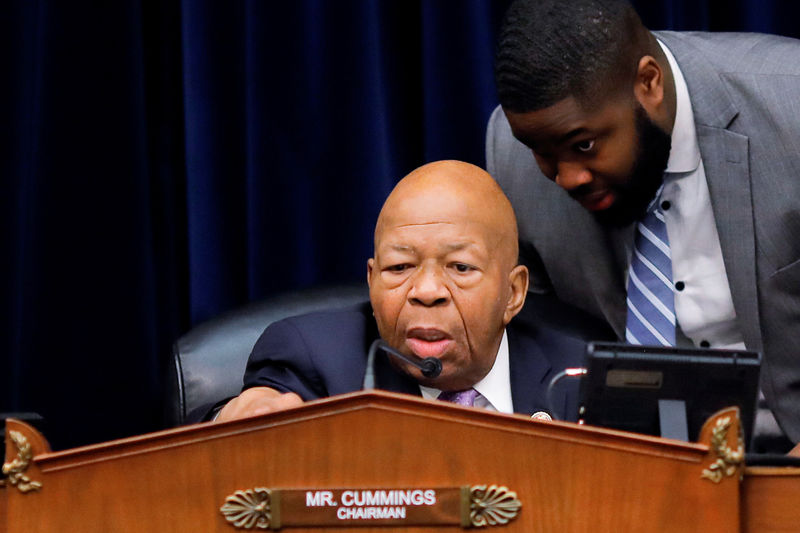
2;0;799;449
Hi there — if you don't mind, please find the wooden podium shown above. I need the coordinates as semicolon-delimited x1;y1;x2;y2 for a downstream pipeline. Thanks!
3;390;799;532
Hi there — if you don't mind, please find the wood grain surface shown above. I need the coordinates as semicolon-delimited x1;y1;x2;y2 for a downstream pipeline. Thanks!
2;390;784;533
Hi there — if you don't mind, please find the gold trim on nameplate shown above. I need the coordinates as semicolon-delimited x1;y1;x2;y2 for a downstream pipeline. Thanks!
220;488;278;530
701;416;744;483
468;485;522;527
2;430;42;494
220;485;521;529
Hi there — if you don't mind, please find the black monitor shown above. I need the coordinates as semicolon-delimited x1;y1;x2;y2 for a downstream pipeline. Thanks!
577;342;761;443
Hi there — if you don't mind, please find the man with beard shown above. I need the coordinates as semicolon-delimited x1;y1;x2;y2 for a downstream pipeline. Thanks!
486;0;800;452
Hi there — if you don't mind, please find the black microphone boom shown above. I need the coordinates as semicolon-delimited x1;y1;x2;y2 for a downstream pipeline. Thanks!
378;340;443;378
362;339;443;390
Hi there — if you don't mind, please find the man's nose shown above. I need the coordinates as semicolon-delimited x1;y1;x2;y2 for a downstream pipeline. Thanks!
408;265;449;307
554;161;592;191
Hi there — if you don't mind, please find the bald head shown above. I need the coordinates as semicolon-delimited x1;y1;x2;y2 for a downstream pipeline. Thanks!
368;160;528;391
375;160;520;270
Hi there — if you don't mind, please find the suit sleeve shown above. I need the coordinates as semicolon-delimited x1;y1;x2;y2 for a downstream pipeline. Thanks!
485;105;555;294
242;318;328;401
485;105;503;178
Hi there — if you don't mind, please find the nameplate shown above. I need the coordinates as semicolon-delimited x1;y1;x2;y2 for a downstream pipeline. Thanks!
220;485;521;529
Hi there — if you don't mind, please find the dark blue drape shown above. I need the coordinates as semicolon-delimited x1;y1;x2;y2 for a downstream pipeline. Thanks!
3;0;798;449
180;0;508;324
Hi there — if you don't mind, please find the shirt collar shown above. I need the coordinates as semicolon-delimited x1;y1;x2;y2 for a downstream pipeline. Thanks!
658;39;701;174
419;330;513;414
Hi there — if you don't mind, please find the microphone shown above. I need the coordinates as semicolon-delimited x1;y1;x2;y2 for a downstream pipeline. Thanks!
363;339;443;389
545;367;587;420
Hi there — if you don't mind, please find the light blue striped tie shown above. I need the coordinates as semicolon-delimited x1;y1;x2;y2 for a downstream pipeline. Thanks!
625;202;676;346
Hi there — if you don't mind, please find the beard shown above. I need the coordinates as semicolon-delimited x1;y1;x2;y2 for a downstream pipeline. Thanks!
592;104;672;228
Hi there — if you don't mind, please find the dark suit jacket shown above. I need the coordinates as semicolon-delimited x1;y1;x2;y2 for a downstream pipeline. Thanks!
235;301;588;420
486;31;800;442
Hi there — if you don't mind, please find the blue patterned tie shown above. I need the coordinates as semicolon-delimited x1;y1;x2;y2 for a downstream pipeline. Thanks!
625;201;676;346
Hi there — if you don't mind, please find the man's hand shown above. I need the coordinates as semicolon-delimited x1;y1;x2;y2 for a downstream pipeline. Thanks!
215;386;303;422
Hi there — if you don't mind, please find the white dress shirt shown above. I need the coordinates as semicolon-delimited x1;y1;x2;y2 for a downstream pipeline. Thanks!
212;331;513;422
656;40;745;350
418;330;513;413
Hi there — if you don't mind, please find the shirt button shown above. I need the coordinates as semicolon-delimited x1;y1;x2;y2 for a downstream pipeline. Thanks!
675;281;685;291
661;200;671;211
700;340;711;348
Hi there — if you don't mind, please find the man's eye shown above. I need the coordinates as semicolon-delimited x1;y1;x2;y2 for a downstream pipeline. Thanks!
386;264;410;273
452;263;474;273
575;139;595;152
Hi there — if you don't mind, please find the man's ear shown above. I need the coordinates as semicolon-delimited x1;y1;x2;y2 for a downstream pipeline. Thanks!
367;258;375;289
633;55;666;117
503;265;529;325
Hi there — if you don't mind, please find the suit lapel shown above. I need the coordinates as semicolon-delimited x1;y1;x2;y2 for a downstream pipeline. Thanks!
507;325;554;416
696;127;762;350
605;225;635;338
660;32;763;351
543;185;630;339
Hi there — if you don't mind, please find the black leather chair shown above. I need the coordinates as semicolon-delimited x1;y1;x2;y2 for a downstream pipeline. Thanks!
163;285;796;454
165;284;368;426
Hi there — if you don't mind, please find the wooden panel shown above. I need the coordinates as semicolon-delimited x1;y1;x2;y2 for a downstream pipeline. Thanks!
5;391;742;533
1;478;7;533
741;466;800;533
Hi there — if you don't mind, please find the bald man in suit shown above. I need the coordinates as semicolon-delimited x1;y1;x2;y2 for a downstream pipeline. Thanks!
205;161;586;423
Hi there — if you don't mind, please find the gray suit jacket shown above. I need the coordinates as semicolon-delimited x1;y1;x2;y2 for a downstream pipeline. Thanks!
486;31;800;442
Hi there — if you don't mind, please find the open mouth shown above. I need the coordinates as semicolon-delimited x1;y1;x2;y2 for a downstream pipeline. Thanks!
576;189;616;211
405;328;453;358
